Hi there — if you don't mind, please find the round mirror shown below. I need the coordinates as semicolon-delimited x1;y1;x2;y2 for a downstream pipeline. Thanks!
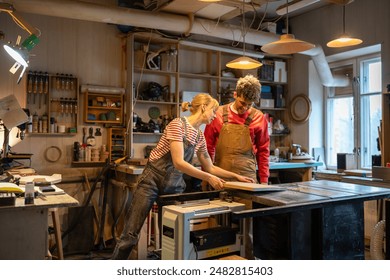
289;94;312;123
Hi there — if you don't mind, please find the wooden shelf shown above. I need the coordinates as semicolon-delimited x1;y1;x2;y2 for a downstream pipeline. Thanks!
84;90;124;124
71;161;106;168
127;32;291;156
133;132;163;136
259;107;286;111
260;80;288;85
26;72;79;135
87;106;121;110
179;72;218;79
136;100;176;105
134;68;177;76
27;132;77;137
108;127;126;161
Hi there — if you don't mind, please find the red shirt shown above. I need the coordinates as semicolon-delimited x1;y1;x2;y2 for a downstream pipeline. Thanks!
204;104;270;183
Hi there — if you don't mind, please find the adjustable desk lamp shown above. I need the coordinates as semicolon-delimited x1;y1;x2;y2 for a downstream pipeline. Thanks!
0;3;40;83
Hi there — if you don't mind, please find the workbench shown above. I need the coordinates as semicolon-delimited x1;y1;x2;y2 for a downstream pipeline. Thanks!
269;161;323;182
0;191;79;260
230;180;390;260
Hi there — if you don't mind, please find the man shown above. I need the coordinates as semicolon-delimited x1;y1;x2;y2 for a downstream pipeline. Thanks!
204;75;270;259
204;74;270;184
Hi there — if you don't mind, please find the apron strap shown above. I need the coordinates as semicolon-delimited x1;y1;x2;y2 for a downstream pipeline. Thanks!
222;105;229;123
180;117;200;143
223;104;256;126
244;108;256;126
180;117;187;143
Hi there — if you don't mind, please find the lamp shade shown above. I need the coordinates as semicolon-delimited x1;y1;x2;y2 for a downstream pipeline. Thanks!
226;56;262;70
3;44;29;67
261;34;315;55
326;4;362;48
326;35;362;48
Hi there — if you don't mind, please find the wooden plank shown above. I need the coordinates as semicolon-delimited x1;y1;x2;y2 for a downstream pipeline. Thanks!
344;169;372;177
223;181;285;192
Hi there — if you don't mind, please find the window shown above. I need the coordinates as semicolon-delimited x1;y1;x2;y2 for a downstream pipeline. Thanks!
325;54;382;169
360;57;382;168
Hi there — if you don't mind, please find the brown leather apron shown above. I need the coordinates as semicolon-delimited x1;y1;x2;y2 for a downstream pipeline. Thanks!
215;105;257;182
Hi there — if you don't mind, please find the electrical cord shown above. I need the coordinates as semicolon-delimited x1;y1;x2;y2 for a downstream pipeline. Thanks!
193;243;199;260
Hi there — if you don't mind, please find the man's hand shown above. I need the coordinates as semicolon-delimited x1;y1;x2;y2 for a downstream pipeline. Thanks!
236;175;255;183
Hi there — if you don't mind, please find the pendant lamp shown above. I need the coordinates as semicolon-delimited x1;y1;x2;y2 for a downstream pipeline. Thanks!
326;4;362;48
226;3;262;70
261;0;315;55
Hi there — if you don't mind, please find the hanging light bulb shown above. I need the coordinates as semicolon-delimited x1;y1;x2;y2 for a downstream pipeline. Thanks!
226;3;262;70
327;4;362;48
261;0;315;54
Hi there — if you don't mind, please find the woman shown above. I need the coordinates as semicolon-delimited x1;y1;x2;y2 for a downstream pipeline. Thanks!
111;93;254;260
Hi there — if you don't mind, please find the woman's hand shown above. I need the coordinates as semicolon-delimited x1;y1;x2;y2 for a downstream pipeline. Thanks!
236;175;255;183
207;174;225;190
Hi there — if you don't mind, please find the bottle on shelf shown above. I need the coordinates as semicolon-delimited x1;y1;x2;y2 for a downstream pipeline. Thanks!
24;182;35;205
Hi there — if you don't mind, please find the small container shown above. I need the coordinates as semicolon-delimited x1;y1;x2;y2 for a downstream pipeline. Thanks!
85;146;91;162
27;122;33;133
274;148;280;161
24;182;35;205
78;147;85;162
42;115;48;133
268;117;273;136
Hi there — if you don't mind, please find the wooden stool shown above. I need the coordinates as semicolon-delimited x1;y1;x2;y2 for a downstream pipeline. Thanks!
49;208;64;260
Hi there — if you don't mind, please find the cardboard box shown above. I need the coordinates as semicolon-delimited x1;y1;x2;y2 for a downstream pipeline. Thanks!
372;166;390;181
260;98;274;108
260;22;277;34
337;153;356;172
274;61;287;83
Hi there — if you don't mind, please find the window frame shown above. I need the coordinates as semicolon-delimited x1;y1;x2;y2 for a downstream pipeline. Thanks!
325;53;382;170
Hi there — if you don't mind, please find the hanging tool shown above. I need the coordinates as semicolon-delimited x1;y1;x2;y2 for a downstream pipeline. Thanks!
86;127;96;146
43;72;49;105
27;71;33;104
65;98;69;116
38;71;43;109
60;97;65;118
73;98;78;121
82;127;87;145
95;128;101;136
33;71;38;104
